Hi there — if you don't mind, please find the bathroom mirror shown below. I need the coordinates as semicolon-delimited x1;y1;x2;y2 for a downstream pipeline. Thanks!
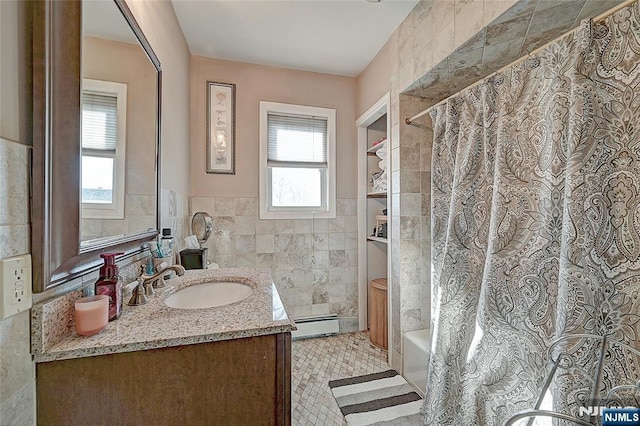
80;0;157;244
31;0;162;292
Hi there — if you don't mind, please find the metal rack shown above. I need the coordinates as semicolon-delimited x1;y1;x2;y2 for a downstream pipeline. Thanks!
505;334;640;426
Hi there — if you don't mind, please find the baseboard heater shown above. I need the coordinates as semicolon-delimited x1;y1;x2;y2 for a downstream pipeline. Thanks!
291;314;339;339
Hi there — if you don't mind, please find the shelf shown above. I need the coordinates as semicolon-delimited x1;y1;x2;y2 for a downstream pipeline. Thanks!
367;236;388;244
367;191;387;198
367;139;387;155
361;102;389;353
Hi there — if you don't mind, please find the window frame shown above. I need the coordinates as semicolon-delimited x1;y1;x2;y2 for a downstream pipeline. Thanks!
81;78;127;220
259;101;336;220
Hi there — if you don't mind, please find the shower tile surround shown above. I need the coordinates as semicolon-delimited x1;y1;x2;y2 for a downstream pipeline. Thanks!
382;0;626;371
403;0;625;101
190;196;359;330
387;95;433;370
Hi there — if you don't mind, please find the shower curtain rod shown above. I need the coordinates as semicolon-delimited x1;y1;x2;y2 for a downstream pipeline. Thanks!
404;0;638;126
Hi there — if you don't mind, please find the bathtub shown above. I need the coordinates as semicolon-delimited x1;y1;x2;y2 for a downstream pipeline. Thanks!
403;329;431;397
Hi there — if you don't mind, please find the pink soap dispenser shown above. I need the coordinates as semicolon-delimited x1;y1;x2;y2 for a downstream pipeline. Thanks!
95;252;124;321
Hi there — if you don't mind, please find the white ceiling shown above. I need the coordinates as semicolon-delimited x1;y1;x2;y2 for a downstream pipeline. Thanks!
172;0;419;77
83;1;139;44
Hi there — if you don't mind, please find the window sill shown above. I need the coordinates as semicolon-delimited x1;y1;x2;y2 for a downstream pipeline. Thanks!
259;208;336;220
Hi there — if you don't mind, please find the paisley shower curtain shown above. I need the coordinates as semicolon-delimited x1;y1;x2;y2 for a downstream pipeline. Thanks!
423;2;640;424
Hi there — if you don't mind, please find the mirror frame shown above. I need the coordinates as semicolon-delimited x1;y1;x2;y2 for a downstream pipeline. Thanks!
31;0;162;292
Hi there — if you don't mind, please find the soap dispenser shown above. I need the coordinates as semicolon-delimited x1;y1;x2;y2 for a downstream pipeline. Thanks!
95;252;124;321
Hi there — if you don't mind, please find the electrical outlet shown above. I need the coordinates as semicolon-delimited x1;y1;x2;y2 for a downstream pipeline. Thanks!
0;254;32;320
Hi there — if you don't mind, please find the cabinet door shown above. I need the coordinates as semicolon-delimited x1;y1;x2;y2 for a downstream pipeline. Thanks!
37;333;291;425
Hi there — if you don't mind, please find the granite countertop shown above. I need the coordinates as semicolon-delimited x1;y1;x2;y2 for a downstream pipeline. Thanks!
32;268;296;363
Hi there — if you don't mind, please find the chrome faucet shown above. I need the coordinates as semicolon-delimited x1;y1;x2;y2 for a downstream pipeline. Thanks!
128;264;186;306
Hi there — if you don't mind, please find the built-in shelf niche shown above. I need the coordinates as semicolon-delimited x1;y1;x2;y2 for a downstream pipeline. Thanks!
366;110;387;342
357;92;392;365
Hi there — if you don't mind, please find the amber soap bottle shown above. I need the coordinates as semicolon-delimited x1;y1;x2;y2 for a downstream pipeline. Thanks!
95;252;124;321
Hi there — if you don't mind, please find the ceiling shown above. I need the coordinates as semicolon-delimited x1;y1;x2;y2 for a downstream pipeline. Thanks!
172;0;420;77
83;1;139;44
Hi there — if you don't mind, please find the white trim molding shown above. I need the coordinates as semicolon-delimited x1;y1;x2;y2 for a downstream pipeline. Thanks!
81;78;127;220
259;101;336;220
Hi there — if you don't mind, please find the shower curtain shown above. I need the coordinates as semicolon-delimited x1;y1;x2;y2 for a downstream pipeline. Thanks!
423;3;640;424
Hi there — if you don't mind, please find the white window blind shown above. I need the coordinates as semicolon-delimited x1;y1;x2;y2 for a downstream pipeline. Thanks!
267;113;327;168
81;78;127;220
82;91;118;153
260;101;336;220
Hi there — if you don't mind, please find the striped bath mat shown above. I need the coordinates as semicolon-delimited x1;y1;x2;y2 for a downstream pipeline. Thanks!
328;370;423;425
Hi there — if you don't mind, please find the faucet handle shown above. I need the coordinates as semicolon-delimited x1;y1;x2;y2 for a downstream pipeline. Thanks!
128;278;148;306
143;279;156;296
153;276;167;289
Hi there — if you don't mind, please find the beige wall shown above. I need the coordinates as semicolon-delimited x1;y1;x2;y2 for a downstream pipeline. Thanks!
356;40;391;118
83;36;156;196
0;1;35;424
81;36;157;240
124;0;191;240
124;0;191;198
190;56;358;199
0;0;31;145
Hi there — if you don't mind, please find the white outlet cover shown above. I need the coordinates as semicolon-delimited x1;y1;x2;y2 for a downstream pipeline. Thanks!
0;254;32;320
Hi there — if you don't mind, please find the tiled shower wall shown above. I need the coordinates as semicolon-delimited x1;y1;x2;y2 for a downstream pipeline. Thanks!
386;0;520;370
388;95;432;369
190;196;359;331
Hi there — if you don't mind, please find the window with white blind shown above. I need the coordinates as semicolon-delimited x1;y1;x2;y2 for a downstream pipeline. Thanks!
81;79;127;219
260;101;336;219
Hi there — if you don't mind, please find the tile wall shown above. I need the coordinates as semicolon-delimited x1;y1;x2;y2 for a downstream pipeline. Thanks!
161;187;190;243
81;194;156;241
0;137;35;425
34;187;190;305
392;0;518;96
190;196;359;331
405;0;624;99
0;137;188;423
386;0;520;370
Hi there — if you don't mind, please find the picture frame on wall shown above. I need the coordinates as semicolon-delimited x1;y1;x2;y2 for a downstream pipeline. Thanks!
206;81;236;174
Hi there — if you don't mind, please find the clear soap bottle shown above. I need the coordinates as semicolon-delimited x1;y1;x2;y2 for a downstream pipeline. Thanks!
161;228;174;261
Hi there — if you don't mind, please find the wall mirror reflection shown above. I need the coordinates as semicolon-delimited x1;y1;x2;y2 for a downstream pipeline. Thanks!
80;0;157;245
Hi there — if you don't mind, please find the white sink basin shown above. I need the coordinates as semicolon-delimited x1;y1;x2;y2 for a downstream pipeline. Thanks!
165;282;253;309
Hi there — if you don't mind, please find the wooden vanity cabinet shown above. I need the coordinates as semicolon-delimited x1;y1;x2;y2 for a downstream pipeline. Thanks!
36;333;291;425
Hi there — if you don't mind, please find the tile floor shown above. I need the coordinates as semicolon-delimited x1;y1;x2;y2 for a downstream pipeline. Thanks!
292;331;389;425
